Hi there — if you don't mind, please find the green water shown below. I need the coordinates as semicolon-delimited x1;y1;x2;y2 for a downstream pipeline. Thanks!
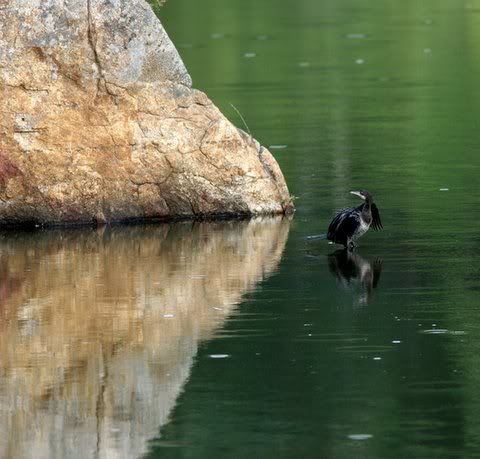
156;0;480;457
1;0;480;458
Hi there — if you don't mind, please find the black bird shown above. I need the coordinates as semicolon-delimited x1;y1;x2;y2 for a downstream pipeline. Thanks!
327;190;383;250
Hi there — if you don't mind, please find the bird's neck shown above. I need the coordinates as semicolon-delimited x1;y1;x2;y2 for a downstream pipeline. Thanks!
361;198;372;214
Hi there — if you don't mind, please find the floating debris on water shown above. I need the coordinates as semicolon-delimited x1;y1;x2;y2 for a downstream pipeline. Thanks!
269;145;288;149
209;354;231;359
244;52;256;58
348;434;373;441
355;58;365;65
392;340;401;344
439;188;449;191
347;33;366;39
163;314;174;318
210;33;225;39
373;357;382;361
298;62;311;67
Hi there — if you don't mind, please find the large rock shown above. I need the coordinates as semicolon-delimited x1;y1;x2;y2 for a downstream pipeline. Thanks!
0;0;293;225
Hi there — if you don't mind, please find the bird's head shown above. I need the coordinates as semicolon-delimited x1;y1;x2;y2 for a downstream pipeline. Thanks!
350;190;372;201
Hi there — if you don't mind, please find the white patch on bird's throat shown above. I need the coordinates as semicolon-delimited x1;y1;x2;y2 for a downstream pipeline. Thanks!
353;217;370;239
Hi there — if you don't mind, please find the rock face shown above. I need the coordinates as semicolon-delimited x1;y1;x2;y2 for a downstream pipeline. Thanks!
0;0;293;225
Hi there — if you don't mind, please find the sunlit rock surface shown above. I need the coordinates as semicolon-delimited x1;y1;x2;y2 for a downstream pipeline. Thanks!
0;217;290;458
0;0;293;225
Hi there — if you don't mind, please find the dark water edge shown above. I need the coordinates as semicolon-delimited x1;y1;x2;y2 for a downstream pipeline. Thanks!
0;210;290;230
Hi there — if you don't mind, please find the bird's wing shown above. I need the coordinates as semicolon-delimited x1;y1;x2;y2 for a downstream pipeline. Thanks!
327;210;347;238
371;203;383;231
327;209;359;240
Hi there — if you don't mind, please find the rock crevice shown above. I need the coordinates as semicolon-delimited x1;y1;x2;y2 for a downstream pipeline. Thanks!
0;0;293;225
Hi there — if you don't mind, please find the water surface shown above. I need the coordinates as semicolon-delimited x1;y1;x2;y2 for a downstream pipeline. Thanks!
2;0;480;457
0;220;289;457
159;0;480;456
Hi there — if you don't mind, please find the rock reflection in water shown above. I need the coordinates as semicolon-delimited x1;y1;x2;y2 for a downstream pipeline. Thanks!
328;250;383;305
0;218;290;458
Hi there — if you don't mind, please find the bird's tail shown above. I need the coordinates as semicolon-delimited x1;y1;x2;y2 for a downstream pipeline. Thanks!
304;233;328;241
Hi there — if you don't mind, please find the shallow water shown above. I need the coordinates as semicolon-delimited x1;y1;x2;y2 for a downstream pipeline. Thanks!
2;0;480;457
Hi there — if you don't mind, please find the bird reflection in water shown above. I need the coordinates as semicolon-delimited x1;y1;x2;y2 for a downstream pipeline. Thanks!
328;249;383;305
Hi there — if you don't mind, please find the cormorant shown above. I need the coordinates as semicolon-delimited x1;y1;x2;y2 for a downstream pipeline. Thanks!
327;190;383;250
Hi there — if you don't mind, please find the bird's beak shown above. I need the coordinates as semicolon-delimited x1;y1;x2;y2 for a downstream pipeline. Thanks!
350;191;365;200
